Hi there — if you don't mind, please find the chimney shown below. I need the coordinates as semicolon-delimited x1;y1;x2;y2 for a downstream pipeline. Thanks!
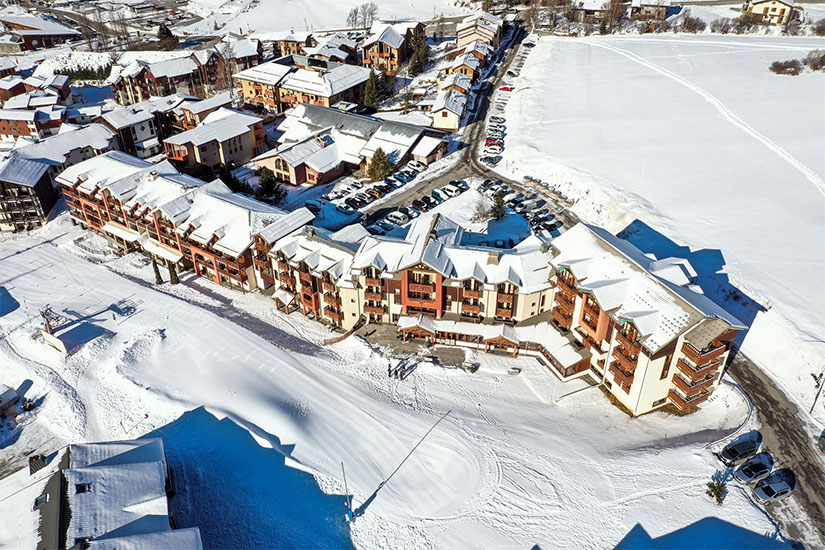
540;242;549;253
487;251;499;265
149;170;158;181
29;454;47;475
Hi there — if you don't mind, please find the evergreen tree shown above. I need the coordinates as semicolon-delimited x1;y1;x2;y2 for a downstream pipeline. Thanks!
407;34;430;77
152;258;164;284
491;191;506;219
169;262;180;285
380;71;395;100
256;167;287;205
366;148;393;181
363;69;382;108
157;24;173;40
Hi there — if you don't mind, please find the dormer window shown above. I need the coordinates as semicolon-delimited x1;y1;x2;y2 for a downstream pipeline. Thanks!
75;483;92;494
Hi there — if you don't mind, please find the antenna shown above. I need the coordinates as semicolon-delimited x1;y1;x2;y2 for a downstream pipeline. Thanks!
341;462;354;523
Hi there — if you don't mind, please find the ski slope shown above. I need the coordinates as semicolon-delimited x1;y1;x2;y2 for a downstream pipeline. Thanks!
497;34;825;428
0;217;795;549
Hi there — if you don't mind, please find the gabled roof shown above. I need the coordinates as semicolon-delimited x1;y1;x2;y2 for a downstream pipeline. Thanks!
10;123;116;166
439;73;472;92
232;60;293;86
432;89;467;115
164;108;260;147
279;65;370;97
181;90;234;115
362;24;405;50
0;14;81;35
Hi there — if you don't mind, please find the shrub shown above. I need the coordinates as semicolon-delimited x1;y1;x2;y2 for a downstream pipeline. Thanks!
804;49;825;71
682;12;707;33
813;18;825;36
57;63;113;83
710;18;732;34
733;13;760;34
706;480;727;505
770;59;803;75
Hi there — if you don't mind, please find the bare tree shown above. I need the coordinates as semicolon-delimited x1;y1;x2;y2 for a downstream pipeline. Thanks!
347;7;359;28
215;42;236;91
364;2;378;28
471;198;492;223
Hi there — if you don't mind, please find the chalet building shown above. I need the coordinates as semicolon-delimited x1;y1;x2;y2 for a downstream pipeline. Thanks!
109;50;225;106
304;33;359;65
277;64;370;110
57;151;313;292
233;61;294;113
163;108;265;172
0;437;203;549
220;35;263;73
253;30;317;57
0;14;80;52
255;104;445;184
0;75;25;103
101;94;193;159
0;107;64;141
571;0;610;24
361;25;406;74
629;0;673;20
410;135;447;165
439;73;472;95
430;89;467;131
456;12;503;49
260;214;743;417
0;74;71;109
174;91;235;130
0;56;16;78
0;156;56;232
743;0;796;24
444;39;493;66
438;53;481;81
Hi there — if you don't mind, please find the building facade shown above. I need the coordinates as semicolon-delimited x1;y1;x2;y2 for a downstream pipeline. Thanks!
0;157;56;232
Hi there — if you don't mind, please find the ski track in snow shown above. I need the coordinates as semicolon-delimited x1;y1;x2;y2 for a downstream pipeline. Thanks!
591;41;825;197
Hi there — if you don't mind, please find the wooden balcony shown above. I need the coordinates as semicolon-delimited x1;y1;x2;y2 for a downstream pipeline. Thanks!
324;307;343;323
364;304;385;315
323;294;341;308
298;271;312;284
410;282;435;293
609;362;634;386
672;373;716;396
301;293;316;309
616;330;641;351
611;346;638;371
682;341;726;366
462;303;481;316
252;255;269;270
552;307;572;327
556;277;576;295
554;291;574;309
322;280;335;293
580;331;597;350
676;358;720;381
495;307;512;318
497;292;514;304
582;302;600;321
278;261;290;272
463;289;480;299
364;291;383;301
365;276;381;287
581;313;599;333
668;388;710;411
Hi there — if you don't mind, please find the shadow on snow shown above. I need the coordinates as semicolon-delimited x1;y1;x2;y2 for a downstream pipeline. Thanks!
144;407;353;550
616;517;797;549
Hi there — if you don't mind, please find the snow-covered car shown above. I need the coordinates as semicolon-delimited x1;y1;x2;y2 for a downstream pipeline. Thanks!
399;206;420;219
484;147;503;155
734;454;773;484
718;439;760;466
366;223;386;235
490;116;505;123
753;476;793;504
386;211;410;226
304;199;323;214
452;180;469;191
480;155;502;166
406;160;426;172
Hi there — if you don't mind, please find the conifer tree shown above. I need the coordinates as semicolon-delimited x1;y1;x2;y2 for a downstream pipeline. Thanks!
367;148;393;181
491;191;506;219
363;69;382;108
152;258;164;284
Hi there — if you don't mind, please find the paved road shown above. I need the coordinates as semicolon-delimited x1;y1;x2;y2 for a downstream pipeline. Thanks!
363;23;581;235
727;355;825;546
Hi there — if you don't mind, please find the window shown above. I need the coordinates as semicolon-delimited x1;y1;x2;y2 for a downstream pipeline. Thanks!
660;353;672;380
34;494;49;508
75;483;91;494
652;398;666;407
442;111;448;117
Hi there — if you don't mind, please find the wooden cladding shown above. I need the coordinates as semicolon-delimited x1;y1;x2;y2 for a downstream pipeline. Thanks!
682;341;725;366
609;362;634;386
668;388;710;411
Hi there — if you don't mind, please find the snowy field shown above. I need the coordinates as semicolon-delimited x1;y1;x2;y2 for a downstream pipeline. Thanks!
0;214;794;549
498;34;825;427
182;0;469;35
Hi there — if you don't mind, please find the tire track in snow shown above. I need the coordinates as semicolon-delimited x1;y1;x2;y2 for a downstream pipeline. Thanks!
591;41;825;197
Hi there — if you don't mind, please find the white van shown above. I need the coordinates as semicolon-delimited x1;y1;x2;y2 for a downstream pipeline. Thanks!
386;211;410;226
442;184;461;198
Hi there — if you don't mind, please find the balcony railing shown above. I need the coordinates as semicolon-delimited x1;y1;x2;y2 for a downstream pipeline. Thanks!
298;271;312;284
582;302;600;321
611;346;638;371
552;307;572;327
324;307;343;323
668;388;710;411
554;291;574;309
409;282;435;293
462;303;481;316
616;330;641;351
301;293;315;308
364;291;383;301
676;358;720;381
682;341;726;366
609;362;634;386
322;280;335;293
497;292;514;304
364;304;385;315
672;373;716;396
365;276;381;287
323;294;341;308
278;261;290;272
463;289;480;299
495;307;512;318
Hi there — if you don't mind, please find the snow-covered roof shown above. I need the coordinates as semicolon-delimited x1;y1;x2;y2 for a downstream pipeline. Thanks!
411;135;445;158
256;207;315;244
439;73;472;92
574;0;609;11
165;108;260;147
359;120;425;164
22;73;68;90
4;91;60;110
631;0;671;6
259;130;344;173
181;90;234;115
102;94;192;129
448;53;481;72
462;11;504;28
432;89;467;115
271;224;369;286
0;74;23;90
0;14;81;35
174;179;284;257
232;60;293;86
457;13;501;36
0;56;15;73
251;30;313;42
223;37;260;59
362;24;405;50
550;223;744;353
10;123;115;166
280;65;370;98
0;155;48;186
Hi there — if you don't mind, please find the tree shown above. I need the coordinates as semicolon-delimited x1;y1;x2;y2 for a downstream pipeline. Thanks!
407;34;430;77
471;198;492;223
380;70;395;100
157;24;174;41
152;258;164;285
681;11;707;33
482;0;494;12
216;42;236;91
256;167;288;205
347;7;359;28
157;24;179;50
814;18;825;36
169;263;180;285
363;69;382;108
367;148;393;181
491;191;506;219
706;472;728;505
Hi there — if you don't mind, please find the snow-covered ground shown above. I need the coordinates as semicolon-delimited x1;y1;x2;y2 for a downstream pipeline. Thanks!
496;34;825;429
0;213;792;549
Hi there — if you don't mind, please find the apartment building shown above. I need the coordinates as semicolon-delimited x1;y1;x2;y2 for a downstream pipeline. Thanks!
277;65;370;110
255;30;317;57
0;437;203;549
0;14;81;52
163;108;265;172
261;213;743;416
233;61;294;113
0;156;56;232
220;35;263;73
0;106;64;141
175;91;235;130
304;33;359;65
0;74;71;108
456;12;503;49
101;94;193;159
361;25;407;74
58;151;313;292
445;39;493;65
438;53;481;81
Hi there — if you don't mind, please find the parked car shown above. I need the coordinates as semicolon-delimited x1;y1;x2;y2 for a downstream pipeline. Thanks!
485;148;503;156
422;195;438;208
394;173;412;183
718;439;760;466
344;197;362;209
500;86;514;92
753;475;793;504
453;180;469;191
515;199;538;214
399;206;420;219
366;223;385;235
441;184;461;198
490;116;505;123
365;188;383;199
304;199;323;214
406;160;426;172
413;199;429;212
386;211;410;226
431;189;447;202
354;192;372;203
523;41;536;48
376;219;395;232
480;155;502;166
734;454;774;484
